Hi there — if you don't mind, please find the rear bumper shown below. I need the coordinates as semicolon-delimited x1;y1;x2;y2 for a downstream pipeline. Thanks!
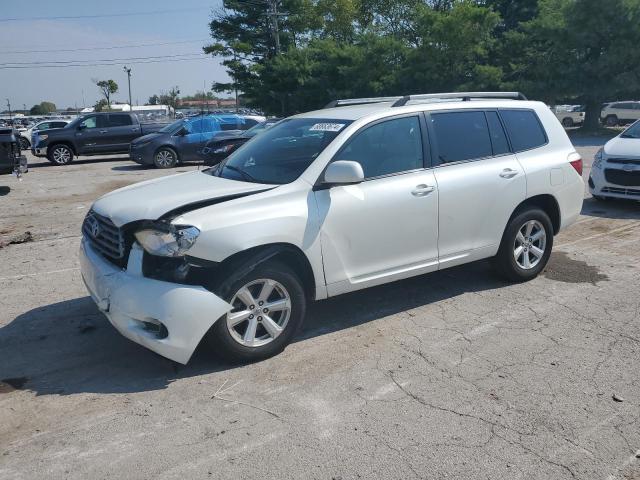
79;239;233;364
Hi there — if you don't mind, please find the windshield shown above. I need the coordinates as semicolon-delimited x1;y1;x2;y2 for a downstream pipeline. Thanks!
158;119;185;134
242;119;279;138
207;118;351;184
621;121;640;139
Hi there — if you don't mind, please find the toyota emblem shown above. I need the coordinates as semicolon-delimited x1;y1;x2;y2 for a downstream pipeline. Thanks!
87;216;101;238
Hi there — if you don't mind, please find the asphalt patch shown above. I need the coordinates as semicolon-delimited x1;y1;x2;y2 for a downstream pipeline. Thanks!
543;251;609;285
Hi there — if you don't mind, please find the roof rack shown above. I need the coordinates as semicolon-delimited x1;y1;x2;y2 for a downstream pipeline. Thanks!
324;96;403;108
391;92;527;107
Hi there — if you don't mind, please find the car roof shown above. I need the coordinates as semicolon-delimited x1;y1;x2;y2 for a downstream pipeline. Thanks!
293;98;544;122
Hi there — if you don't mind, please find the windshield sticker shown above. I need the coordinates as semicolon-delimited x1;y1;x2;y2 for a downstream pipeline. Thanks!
309;123;346;132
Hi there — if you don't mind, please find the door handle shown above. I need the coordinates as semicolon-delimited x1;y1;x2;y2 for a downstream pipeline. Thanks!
499;168;519;179
99;129;108;134
412;184;435;197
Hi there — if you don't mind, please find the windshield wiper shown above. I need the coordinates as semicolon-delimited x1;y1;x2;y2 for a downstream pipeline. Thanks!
223;164;258;182
620;133;638;139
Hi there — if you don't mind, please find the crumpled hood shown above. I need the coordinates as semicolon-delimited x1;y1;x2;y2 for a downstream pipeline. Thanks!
604;136;640;158
92;171;274;227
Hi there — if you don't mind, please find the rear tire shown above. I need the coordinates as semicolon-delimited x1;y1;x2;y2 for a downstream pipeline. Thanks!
207;261;306;363
47;144;74;165
605;115;619;127
493;208;554;282
153;147;178;169
562;117;574;128
18;136;30;150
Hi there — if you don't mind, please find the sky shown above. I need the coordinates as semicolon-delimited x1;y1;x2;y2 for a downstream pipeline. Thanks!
0;0;231;111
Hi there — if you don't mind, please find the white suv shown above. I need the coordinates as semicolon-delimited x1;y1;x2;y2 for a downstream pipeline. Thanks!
79;92;584;364
601;101;640;127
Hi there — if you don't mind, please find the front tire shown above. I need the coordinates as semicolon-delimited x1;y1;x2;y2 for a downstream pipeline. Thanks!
153;147;178;168
47;144;74;165
562;117;574;128
207;261;306;362
493;208;554;282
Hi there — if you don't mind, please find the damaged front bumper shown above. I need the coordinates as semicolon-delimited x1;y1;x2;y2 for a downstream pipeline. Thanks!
79;238;232;364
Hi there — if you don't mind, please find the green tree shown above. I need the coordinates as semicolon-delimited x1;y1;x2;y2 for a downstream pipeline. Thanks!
94;99;109;112
507;0;640;130
147;94;160;105
29;104;45;115
94;79;119;108
159;86;180;116
39;101;57;113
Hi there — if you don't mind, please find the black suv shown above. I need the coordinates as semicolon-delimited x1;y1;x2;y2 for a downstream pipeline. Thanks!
0;128;27;176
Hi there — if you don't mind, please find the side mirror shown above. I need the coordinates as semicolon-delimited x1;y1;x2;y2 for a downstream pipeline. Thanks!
323;160;364;185
177;127;188;136
77;124;86;131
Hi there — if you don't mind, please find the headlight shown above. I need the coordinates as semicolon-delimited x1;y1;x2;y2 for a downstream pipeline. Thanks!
593;148;604;169
38;134;48;141
214;144;236;154
134;225;200;257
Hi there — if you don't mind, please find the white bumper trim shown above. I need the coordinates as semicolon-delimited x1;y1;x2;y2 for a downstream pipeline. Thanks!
80;239;233;364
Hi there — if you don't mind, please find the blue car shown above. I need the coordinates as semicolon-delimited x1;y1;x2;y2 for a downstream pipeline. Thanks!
129;114;252;168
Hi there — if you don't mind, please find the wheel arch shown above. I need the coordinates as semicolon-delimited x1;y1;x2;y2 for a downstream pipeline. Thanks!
210;243;317;301
510;194;561;235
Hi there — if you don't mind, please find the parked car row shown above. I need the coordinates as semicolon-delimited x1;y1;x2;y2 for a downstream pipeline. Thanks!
29;111;272;168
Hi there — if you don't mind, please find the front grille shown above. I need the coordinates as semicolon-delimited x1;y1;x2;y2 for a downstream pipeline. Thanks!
607;158;640;165
604;169;640;186
602;186;640;197
82;211;127;264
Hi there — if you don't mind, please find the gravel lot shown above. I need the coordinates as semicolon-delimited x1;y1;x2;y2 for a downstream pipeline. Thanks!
1;139;639;480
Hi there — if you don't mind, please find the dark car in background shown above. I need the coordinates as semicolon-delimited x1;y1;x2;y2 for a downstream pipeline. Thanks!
32;112;170;165
0;128;27;176
201;118;282;165
129;114;256;168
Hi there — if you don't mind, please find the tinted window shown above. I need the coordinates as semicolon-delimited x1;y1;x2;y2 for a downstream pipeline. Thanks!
485;111;510;156
37;122;51;130
80;115;106;128
108;114;132;127
52;122;67;128
500;109;547;152
432;111;492;163
338;116;423;178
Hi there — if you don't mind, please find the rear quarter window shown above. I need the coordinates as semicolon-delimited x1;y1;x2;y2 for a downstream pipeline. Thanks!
499;109;547;152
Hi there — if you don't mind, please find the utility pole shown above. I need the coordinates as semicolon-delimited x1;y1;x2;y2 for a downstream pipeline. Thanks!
269;0;281;55
23;104;26;115
6;99;11;122
123;66;132;112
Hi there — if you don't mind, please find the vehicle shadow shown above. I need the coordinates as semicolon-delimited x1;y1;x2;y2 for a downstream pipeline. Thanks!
0;260;504;396
28;156;131;169
581;197;640;220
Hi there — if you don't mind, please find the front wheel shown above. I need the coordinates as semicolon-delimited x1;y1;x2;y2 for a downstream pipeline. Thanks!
605;115;619;127
562;117;574;128
207;261;306;363
47;144;74;165
493;208;554;282
153;147;178;168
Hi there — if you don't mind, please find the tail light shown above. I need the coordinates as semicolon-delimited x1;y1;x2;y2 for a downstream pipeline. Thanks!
568;152;583;176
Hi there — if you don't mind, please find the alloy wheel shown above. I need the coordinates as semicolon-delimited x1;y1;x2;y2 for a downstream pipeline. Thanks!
226;278;292;347
155;150;175;167
513;220;547;270
52;146;71;164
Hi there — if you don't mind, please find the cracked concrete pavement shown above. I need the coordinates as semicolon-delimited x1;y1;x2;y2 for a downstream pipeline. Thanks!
1;139;639;480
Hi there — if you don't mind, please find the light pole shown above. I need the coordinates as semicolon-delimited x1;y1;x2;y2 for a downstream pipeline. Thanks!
123;66;132;112
6;99;12;122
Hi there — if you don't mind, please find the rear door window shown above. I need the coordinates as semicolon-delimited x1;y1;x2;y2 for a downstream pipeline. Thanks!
499;109;547;152
431;111;492;163
108;114;133;127
485;111;511;156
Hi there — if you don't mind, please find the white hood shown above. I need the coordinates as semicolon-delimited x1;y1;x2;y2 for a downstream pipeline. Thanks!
604;136;640;158
92;171;273;227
